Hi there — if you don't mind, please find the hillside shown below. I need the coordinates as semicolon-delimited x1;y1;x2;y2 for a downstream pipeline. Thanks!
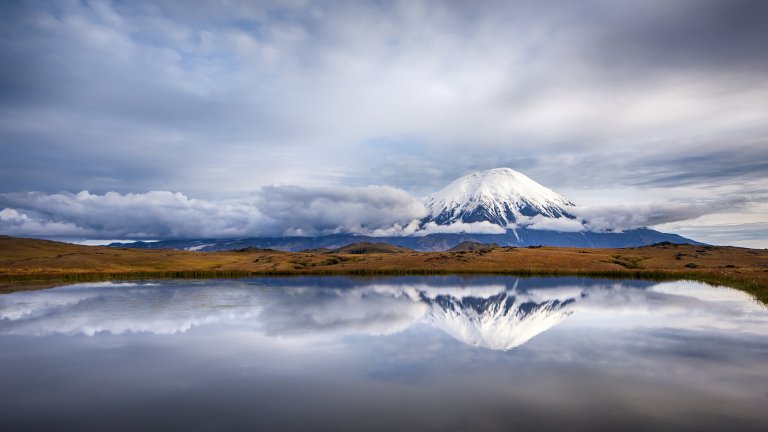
448;241;500;252
0;236;766;302
328;242;413;254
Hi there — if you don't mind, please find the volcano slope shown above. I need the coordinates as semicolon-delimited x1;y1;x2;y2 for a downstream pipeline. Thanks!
0;236;766;303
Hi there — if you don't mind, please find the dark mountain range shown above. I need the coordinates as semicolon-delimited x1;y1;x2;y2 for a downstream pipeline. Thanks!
111;227;698;252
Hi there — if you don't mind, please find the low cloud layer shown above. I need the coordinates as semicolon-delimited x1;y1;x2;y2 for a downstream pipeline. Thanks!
515;216;585;233
417;221;506;236
572;199;752;232
0;186;427;239
0;191;261;239
0;186;751;239
256;185;426;236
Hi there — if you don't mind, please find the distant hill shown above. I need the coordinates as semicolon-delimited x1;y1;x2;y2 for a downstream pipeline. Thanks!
448;241;500;252
329;242;412;254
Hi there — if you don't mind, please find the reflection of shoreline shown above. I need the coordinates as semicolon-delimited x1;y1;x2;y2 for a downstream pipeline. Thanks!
1;279;766;350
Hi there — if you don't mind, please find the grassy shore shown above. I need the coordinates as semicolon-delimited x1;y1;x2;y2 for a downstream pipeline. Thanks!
1;236;766;303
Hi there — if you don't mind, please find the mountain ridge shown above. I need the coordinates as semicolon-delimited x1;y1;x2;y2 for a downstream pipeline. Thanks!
109;227;701;252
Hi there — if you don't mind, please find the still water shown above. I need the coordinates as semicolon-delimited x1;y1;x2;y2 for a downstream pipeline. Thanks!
1;276;767;431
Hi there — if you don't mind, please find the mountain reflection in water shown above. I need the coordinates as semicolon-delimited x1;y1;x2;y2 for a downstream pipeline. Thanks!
1;276;768;432
425;290;575;350
0;276;764;350
0;278;584;349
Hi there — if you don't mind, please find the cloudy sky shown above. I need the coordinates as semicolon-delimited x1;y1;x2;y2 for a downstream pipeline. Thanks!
0;0;766;246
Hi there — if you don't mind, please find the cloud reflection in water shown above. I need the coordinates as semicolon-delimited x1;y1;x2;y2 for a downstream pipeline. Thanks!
1;277;766;351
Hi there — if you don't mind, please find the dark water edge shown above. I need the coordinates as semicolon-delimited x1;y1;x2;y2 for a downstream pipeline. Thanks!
1;276;767;431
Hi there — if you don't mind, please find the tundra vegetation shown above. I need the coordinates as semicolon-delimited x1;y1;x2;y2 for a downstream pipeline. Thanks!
0;236;766;303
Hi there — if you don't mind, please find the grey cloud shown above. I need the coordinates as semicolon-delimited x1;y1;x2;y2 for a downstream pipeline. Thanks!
0;1;302;194
0;190;264;238
587;0;768;80
512;143;768;192
2;0;766;195
0;1;766;246
0;182;755;238
255;184;426;235
510;199;749;233
655;221;768;249
631;145;768;188
573;198;751;232
0;184;426;239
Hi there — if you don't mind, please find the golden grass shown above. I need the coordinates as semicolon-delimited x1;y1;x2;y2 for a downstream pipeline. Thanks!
1;236;766;302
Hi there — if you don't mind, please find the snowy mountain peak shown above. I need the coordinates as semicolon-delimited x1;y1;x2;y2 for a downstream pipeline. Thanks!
423;168;576;227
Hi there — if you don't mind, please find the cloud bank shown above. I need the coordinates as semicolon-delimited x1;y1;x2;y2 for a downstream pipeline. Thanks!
255;185;426;236
572;199;752;232
0;186;749;239
0;186;428;239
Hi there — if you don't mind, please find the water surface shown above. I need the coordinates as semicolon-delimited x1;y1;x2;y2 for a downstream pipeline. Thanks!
1;276;767;431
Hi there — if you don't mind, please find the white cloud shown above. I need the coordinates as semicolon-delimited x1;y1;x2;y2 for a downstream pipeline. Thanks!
0;207;92;237
516;216;586;232
416;221;507;236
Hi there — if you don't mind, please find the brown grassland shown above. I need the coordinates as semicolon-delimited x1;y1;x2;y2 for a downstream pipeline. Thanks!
1;235;766;303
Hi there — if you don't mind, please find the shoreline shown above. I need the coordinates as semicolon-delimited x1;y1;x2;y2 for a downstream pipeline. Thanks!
1;267;765;304
1;236;766;302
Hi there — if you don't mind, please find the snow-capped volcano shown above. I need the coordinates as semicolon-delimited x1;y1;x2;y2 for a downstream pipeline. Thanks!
425;291;576;350
109;167;703;251
423;168;577;228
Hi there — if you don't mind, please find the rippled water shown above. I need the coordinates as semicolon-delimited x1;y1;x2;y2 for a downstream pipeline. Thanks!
1;276;767;431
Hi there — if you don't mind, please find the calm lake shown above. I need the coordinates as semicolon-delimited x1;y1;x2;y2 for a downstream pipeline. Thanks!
1;276;767;431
